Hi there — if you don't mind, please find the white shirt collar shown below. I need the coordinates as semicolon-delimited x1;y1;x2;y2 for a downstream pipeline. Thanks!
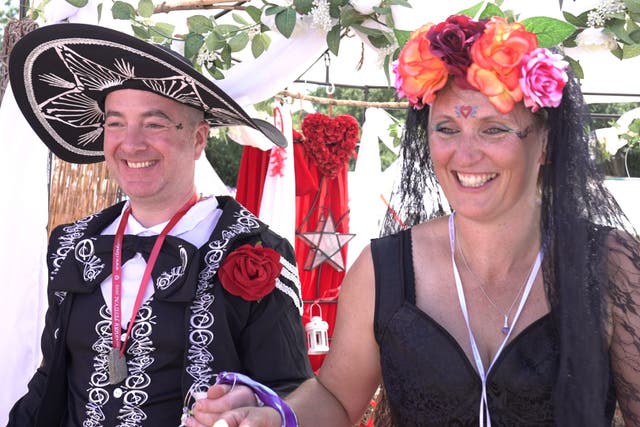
102;196;219;238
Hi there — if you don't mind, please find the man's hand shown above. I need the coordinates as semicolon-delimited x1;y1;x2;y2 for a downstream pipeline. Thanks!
185;383;282;427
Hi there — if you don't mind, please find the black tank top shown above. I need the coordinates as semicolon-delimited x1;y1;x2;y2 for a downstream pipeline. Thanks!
372;229;560;426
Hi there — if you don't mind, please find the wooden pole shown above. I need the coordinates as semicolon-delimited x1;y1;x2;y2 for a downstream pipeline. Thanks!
278;89;409;110
154;0;249;13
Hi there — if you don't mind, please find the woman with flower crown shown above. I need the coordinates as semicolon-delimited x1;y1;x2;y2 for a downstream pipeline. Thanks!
185;14;640;427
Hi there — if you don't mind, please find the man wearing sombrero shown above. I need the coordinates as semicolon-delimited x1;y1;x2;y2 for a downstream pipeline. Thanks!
7;23;312;426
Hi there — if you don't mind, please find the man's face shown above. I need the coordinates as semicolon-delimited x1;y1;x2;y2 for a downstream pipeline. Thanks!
103;89;209;207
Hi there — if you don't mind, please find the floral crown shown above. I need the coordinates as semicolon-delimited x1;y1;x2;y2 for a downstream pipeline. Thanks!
393;15;569;114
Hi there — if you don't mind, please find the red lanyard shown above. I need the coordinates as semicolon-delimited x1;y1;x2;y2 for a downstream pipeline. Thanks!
111;194;198;354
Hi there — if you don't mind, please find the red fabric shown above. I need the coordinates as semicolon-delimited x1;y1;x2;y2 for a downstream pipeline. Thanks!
293;142;318;197
234;146;270;216
295;145;350;372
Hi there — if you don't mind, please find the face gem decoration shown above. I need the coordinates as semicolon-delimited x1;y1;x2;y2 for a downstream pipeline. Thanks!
454;105;478;118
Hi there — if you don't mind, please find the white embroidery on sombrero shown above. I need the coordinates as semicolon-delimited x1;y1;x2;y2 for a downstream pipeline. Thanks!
39;73;75;89
143;78;204;110
57;45;130;92
114;58;136;79
41;91;104;146
79;127;106;147
34;42;254;150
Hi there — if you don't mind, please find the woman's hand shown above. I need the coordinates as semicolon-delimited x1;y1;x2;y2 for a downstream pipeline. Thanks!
185;383;282;427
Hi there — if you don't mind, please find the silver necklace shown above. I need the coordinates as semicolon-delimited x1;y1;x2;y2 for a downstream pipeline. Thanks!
457;237;533;335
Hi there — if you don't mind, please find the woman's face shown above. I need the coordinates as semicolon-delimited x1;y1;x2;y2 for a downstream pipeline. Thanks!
428;85;547;222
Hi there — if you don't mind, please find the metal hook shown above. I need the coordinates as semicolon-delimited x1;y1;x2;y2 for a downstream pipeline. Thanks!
323;52;334;95
325;82;335;95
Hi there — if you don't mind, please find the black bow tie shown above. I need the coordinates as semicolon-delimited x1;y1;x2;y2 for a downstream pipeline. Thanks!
52;234;200;301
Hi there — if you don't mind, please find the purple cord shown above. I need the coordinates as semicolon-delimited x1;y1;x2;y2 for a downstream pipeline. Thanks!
216;372;299;427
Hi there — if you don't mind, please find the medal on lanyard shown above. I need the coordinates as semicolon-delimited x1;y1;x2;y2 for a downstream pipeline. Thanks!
108;194;198;385
108;347;129;385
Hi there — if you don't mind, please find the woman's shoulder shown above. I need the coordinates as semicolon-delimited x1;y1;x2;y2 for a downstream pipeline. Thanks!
409;216;450;250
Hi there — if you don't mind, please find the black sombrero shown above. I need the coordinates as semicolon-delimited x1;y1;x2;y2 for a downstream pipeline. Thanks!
9;23;287;164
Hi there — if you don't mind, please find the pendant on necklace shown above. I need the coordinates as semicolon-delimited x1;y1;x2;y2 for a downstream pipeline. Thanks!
502;315;510;335
108;347;128;385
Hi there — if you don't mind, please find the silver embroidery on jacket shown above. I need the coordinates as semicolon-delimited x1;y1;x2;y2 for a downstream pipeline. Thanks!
50;214;97;280
156;245;188;291
75;238;105;283
84;303;157;427
278;255;303;315
185;208;260;390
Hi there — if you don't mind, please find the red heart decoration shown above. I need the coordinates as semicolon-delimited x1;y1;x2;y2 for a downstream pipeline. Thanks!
301;113;360;178
456;105;477;118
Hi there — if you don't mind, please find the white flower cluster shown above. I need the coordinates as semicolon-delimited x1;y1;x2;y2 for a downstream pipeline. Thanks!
586;0;626;27
247;25;261;39
349;0;383;15
575;27;618;53
310;0;333;33
196;46;217;67
376;43;398;67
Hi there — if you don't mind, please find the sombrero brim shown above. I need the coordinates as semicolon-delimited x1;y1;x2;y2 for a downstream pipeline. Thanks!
9;23;287;164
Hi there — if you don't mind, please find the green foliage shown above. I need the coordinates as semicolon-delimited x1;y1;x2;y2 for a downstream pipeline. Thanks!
204;131;244;187
521;16;576;47
75;0;410;80
44;0;640;85
0;0;19;68
0;0;19;29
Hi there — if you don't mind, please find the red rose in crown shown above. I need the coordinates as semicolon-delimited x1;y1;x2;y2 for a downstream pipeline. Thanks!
301;113;360;178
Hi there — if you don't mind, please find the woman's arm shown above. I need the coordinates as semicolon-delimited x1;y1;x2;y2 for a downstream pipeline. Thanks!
608;230;640;426
188;244;382;426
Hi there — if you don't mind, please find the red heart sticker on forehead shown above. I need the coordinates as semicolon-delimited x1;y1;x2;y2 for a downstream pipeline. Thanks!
455;105;477;118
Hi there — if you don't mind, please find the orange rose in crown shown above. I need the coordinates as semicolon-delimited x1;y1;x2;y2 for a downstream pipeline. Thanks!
468;17;538;113
393;23;448;107
218;244;283;301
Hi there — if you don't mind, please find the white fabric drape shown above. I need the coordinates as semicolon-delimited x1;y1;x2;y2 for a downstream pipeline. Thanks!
257;102;297;245
347;108;399;268
0;85;49;424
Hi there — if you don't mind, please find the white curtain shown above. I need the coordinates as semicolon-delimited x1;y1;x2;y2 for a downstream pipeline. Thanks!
347;108;399;268
0;84;49;423
257;102;297;245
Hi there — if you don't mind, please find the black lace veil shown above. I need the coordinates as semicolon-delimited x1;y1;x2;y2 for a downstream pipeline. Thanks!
375;72;640;425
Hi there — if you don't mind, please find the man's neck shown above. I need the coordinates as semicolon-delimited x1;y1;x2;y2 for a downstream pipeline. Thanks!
128;191;197;228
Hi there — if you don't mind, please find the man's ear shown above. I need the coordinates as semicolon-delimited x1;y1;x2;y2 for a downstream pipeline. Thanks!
193;121;210;159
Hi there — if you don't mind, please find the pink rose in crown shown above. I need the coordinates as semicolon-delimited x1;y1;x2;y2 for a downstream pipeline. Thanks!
301;113;360;178
520;48;568;112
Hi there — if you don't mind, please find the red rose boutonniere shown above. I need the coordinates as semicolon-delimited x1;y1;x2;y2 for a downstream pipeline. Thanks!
218;243;283;301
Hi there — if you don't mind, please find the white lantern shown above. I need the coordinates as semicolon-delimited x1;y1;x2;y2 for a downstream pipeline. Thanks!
305;303;329;355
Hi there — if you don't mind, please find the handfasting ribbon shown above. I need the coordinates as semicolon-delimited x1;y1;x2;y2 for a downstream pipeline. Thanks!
216;372;299;427
112;193;198;354
448;213;542;426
